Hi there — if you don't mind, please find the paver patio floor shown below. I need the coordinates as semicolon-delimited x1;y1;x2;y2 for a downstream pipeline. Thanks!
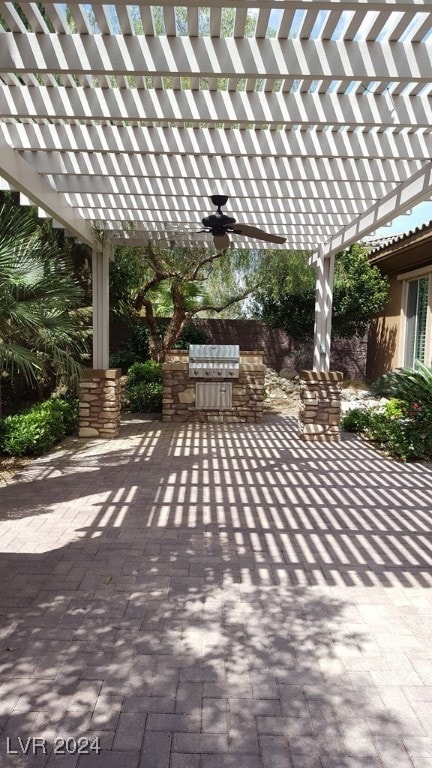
1;414;432;768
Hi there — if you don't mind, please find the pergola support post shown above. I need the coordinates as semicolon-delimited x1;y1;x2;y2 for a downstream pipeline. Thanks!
313;247;335;373
92;247;110;370
299;248;342;441
78;246;122;438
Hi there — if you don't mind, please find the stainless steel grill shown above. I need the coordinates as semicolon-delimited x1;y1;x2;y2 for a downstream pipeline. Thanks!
189;344;240;378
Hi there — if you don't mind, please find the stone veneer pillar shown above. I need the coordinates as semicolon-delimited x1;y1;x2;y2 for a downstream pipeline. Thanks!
298;370;343;442
79;368;122;438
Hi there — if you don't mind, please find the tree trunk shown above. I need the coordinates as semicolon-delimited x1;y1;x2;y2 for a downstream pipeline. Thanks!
142;299;159;361
157;312;186;363
156;283;187;363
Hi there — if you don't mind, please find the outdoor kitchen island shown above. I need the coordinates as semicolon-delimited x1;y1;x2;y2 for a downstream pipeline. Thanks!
162;345;265;423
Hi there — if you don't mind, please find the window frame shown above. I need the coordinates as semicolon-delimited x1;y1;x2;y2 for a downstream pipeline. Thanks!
397;266;432;368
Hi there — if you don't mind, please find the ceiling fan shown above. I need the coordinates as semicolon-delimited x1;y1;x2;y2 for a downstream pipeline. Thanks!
200;195;287;250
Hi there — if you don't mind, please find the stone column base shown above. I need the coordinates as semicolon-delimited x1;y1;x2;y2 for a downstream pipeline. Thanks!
79;368;122;438
299;370;343;442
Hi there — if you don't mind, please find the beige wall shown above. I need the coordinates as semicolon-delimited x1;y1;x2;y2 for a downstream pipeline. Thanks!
366;230;432;381
367;276;402;381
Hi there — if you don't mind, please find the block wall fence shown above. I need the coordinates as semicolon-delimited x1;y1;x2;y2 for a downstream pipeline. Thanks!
110;318;367;380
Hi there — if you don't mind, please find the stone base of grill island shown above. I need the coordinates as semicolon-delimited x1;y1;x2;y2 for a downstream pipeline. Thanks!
162;350;265;423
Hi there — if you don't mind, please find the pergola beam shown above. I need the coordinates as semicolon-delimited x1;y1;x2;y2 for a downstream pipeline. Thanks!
67;204;357;228
2;34;431;84
107;233;313;249
2;124;432;163
18;150;423;187
54;173;390;202
0;140;94;246
312;161;432;262
62;0;432;9
66;190;369;217
2;85;432;130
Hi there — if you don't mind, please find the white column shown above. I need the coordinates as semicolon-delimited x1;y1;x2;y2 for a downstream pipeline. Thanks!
92;246;110;369
313;247;335;373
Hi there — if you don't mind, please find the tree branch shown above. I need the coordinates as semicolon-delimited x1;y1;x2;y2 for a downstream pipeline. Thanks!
134;276;160;313
145;245;180;281
187;251;225;281
186;286;253;317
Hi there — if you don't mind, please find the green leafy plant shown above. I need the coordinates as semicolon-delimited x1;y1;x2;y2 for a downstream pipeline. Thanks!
126;381;163;413
0;398;78;457
253;244;389;341
110;324;151;373
364;366;432;460
340;407;373;433
382;398;406;419
127;360;162;386
0;198;90;416
372;363;432;407
341;378;432;461
365;407;432;462
125;361;163;412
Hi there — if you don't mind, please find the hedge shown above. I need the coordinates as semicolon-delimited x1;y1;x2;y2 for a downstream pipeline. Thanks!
0;398;78;457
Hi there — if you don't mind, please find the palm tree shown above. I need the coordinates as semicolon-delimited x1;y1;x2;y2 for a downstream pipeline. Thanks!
0;200;90;414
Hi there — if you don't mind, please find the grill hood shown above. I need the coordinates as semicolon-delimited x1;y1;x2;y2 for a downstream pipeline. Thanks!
188;344;240;378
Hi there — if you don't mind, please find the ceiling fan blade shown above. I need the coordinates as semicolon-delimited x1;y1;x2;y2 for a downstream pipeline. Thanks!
232;224;286;244
213;232;230;250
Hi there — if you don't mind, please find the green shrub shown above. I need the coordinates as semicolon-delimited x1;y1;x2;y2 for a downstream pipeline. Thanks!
0;397;78;457
365;365;432;460
341;395;432;462
365;407;432;462
127;360;162;386
126;381;163;413
174;322;210;349
110;324;150;373
382;398;406;419
372;363;432;407
340;407;373;433
125;361;163;412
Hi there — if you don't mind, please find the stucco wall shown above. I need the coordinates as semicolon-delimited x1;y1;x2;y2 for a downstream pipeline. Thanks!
366;276;402;381
366;226;432;380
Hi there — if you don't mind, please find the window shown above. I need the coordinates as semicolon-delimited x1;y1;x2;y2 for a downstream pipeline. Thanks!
404;277;428;368
399;270;432;369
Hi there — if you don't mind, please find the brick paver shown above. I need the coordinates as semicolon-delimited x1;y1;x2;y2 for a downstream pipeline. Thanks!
1;413;432;768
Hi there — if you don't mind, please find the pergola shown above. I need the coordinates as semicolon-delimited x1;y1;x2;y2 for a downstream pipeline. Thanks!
1;0;432;373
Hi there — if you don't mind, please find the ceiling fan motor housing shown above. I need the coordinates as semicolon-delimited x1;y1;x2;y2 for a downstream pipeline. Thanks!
210;194;229;208
201;212;236;232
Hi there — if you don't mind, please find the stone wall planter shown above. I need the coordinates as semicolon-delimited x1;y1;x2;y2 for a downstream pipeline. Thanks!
79;368;122;438
299;370;343;442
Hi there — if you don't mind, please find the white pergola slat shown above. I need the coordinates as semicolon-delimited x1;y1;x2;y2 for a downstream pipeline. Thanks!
17;150;423;187
3;86;431;130
1;0;431;371
1;34;431;83
2;124;432;162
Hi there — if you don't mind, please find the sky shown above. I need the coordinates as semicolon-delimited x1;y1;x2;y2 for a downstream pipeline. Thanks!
372;201;432;237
